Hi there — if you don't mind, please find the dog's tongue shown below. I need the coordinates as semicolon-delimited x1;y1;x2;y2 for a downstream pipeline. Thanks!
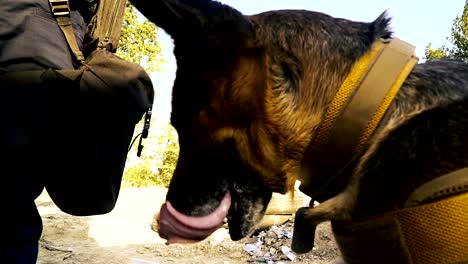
157;192;231;244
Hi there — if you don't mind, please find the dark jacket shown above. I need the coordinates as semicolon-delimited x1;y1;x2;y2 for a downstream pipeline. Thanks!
0;0;94;71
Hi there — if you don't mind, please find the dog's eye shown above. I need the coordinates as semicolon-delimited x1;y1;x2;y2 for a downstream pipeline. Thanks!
198;107;220;128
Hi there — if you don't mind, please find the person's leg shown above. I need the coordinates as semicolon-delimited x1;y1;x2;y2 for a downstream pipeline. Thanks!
0;83;46;264
0;146;45;263
0;1;91;262
2;199;43;264
0;146;44;263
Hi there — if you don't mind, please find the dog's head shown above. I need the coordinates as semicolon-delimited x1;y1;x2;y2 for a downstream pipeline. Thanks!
130;0;392;243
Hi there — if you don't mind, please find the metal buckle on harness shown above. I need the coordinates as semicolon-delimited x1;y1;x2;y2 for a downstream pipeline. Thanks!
49;0;70;17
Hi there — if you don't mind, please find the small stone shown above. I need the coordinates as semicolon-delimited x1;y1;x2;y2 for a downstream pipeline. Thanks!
286;252;297;261
269;247;277;255
258;231;267;238
247;257;266;263
244;244;257;252
264;237;275;246
256;238;264;246
244;244;263;256
270;225;283;238
280;246;297;261
272;241;283;249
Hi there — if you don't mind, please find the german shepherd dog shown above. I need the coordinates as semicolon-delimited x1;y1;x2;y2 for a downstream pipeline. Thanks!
130;0;468;262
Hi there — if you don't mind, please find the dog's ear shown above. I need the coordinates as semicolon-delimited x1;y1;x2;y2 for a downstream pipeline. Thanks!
369;10;393;40
129;0;254;48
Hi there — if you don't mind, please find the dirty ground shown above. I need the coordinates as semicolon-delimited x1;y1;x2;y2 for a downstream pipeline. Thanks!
36;187;341;264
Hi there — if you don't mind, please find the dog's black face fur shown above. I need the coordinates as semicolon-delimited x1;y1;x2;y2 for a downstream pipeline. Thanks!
130;0;468;245
139;1;277;239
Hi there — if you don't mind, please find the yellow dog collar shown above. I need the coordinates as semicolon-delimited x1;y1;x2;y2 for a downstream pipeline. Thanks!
299;38;419;199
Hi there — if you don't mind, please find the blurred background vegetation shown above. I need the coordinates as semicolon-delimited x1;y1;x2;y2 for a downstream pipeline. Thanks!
117;3;178;188
425;0;467;62
123;122;179;188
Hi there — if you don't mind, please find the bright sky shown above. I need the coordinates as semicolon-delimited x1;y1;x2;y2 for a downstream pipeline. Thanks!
148;0;466;122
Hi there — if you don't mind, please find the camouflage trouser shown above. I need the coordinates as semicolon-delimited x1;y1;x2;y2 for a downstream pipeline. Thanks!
0;0;87;263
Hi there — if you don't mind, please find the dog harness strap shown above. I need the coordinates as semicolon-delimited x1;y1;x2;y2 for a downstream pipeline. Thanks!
332;168;468;264
299;39;419;199
331;216;413;264
405;167;468;208
396;193;468;264
395;167;468;264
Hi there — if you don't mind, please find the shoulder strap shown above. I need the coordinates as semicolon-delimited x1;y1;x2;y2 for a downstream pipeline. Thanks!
49;0;128;62
48;0;85;63
91;0;127;52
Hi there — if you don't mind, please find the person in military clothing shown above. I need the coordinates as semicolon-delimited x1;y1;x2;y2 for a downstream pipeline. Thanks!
0;1;153;263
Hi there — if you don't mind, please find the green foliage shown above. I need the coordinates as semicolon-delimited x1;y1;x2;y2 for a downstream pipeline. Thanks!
156;135;179;188
424;43;450;60
122;161;159;188
117;3;164;72
451;1;468;60
117;3;177;188
425;1;468;61
122;121;179;188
